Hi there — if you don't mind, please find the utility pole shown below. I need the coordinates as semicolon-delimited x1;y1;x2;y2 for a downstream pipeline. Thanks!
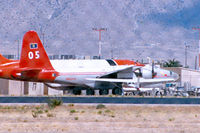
42;33;45;48
111;43;113;59
195;55;197;70
192;27;200;69
184;43;189;68
92;28;107;58
15;40;20;59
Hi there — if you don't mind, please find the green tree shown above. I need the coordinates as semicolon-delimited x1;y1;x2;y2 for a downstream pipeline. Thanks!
163;59;182;67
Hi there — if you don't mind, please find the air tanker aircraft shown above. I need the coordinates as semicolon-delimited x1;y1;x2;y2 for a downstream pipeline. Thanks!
0;31;177;95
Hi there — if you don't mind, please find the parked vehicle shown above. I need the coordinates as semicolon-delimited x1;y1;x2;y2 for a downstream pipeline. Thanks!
174;87;189;97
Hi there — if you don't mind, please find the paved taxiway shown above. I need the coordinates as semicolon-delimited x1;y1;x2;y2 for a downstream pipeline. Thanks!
0;96;200;104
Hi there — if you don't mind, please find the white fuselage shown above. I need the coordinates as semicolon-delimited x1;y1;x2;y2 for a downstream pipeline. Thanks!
49;60;129;88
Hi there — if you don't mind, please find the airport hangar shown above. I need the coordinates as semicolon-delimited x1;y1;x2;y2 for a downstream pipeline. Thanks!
0;67;198;96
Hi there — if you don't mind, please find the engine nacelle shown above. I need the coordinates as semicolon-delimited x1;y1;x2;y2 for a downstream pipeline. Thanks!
141;69;152;79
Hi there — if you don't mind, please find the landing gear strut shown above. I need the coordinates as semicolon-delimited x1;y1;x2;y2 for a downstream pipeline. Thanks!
86;88;95;95
72;88;81;95
99;89;109;95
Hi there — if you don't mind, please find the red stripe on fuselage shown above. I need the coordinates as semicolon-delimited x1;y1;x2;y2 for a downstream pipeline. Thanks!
59;72;106;76
114;59;145;66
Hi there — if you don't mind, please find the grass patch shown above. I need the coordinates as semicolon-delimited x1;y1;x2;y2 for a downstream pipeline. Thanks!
96;104;106;109
48;98;63;109
3;106;12;109
70;109;76;113
37;110;43;114
74;117;79;120
97;110;102;115
68;104;74;107
168;118;175;122
32;112;38;118
111;115;115;118
81;110;85;113
32;109;44;118
105;109;111;113
35;106;42;110
47;113;54;117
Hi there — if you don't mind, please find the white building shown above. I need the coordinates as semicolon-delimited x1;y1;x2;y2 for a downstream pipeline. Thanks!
163;67;200;88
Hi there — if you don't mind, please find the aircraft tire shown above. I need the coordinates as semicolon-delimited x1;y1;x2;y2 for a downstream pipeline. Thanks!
155;91;163;96
99;89;109;95
112;88;122;95
86;88;95;95
72;88;81;95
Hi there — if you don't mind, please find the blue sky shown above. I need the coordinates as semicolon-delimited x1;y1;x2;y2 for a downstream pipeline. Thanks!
149;1;200;29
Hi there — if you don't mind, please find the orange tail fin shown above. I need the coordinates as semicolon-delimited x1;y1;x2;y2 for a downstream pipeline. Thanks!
19;31;54;70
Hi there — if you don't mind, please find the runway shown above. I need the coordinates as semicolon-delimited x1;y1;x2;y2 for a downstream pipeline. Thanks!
0;96;200;104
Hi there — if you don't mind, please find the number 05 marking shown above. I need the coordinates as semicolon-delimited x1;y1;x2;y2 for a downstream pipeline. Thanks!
28;51;40;59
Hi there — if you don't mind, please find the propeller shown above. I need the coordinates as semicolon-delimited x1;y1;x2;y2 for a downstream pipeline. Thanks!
151;60;157;78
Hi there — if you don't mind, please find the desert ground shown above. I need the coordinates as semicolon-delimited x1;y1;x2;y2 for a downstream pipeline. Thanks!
0;103;200;133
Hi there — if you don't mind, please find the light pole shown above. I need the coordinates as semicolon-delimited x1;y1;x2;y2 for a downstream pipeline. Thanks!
111;43;113;59
92;28;107;58
192;27;200;69
42;33;45;48
184;43;189;68
15;40;20;59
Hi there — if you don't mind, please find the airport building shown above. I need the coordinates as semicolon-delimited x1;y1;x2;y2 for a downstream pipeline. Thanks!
0;80;63;96
163;67;200;88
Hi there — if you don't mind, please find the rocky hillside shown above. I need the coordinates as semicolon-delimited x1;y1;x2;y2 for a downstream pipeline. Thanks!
0;0;198;67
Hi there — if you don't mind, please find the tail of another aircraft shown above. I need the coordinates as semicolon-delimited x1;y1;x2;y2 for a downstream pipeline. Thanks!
19;31;54;70
0;54;15;64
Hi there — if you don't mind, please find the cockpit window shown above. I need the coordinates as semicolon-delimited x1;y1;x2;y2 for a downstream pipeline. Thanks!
106;59;117;66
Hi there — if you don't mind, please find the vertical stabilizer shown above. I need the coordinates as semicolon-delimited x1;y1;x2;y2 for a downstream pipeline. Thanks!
19;31;53;70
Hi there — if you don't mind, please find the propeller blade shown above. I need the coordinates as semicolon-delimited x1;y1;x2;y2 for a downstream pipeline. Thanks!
152;60;157;78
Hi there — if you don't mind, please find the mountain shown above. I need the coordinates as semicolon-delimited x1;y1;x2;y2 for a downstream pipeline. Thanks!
0;0;199;68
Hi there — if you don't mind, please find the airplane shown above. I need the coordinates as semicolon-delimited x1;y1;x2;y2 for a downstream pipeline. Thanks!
114;59;179;80
114;59;179;95
0;30;177;95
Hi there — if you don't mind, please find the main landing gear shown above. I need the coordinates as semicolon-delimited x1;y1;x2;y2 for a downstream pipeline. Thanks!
112;87;123;95
72;87;82;95
86;88;95;95
99;89;109;95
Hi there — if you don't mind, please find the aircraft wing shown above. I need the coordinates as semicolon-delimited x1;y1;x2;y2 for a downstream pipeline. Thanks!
99;65;141;79
86;77;175;83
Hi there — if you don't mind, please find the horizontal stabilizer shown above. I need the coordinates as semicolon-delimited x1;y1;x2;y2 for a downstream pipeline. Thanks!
11;68;41;79
0;54;16;64
21;68;41;79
